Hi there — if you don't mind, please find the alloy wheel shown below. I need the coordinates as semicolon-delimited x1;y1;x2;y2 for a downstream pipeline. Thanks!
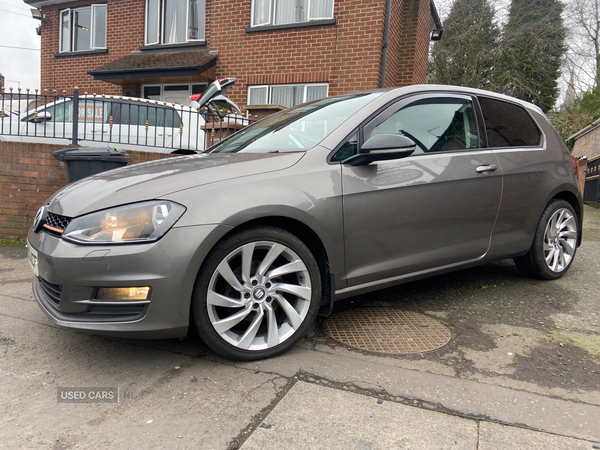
206;240;312;351
543;207;577;273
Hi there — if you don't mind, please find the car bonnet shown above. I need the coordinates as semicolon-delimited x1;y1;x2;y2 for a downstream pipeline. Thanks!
46;152;304;217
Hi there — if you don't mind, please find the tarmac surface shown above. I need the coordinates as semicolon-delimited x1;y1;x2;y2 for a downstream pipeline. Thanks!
1;205;599;449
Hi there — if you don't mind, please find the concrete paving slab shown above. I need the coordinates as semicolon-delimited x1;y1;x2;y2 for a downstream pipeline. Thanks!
0;311;282;449
227;347;600;442
241;381;478;450
479;421;595;450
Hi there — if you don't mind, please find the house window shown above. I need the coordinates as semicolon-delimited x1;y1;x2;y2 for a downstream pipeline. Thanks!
142;83;208;104
251;0;334;27
60;5;107;52
248;83;329;108
146;0;206;45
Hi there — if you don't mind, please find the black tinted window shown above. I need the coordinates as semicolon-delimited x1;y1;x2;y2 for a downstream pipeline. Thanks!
113;104;182;127
331;132;358;162
478;97;541;147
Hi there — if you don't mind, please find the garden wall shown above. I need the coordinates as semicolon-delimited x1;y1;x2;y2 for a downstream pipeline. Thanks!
0;139;170;239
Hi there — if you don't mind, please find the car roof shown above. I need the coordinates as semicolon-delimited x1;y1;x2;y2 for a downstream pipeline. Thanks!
77;94;238;108
373;84;546;117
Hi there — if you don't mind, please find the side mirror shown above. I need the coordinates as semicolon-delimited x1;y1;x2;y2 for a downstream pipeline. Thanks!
28;111;52;123
343;134;416;166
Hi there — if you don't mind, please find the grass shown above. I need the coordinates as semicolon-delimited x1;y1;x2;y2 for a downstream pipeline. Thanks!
0;239;27;246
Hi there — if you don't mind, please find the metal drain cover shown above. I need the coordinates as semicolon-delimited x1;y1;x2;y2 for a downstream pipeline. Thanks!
323;308;451;355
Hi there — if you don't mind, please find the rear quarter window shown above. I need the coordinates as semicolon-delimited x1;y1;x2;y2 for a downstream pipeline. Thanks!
112;103;182;128
478;97;542;148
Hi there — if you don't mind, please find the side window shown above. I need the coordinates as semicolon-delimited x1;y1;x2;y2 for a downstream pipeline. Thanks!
24;101;69;123
113;104;182;128
364;98;480;155
331;132;358;162
77;100;110;124
147;107;182;128
478;97;542;147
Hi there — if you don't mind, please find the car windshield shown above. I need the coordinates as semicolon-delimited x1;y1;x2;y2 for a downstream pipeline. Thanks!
210;93;381;153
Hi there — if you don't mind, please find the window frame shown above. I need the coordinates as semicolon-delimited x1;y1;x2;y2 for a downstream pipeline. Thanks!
59;4;107;53
476;96;545;149
141;83;210;103
145;0;206;46
328;93;485;164
362;93;482;156
144;0;161;45
250;0;334;28
250;0;271;27
247;83;329;108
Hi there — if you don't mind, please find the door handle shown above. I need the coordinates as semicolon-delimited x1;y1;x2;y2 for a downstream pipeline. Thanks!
476;164;498;173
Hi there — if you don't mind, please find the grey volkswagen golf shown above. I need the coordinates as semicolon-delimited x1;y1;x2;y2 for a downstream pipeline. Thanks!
27;85;583;360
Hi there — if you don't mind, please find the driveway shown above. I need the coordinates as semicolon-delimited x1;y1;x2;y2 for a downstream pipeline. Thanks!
1;206;599;449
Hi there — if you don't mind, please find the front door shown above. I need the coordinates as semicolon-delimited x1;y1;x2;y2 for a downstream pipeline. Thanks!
341;94;503;286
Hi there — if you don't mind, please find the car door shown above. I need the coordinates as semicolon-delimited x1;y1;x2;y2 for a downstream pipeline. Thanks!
340;93;503;286
76;98;111;144
476;96;549;257
20;99;72;141
109;101;181;150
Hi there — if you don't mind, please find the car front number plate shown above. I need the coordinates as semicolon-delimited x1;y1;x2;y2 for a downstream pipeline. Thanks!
26;242;39;277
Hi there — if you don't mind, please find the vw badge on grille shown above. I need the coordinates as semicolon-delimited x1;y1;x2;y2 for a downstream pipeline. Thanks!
33;206;48;233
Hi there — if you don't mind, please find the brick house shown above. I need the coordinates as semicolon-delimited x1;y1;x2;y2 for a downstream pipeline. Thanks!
570;119;600;161
24;0;441;112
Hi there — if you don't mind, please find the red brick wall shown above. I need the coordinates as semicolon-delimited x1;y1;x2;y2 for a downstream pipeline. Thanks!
36;0;432;105
0;140;170;239
396;0;431;86
381;0;402;88
36;0;430;102
210;0;387;107
38;0;400;104
40;0;145;96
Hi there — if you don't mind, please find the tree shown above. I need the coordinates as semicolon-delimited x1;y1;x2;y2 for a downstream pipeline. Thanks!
550;87;600;143
564;0;600;90
428;0;500;89
496;0;566;112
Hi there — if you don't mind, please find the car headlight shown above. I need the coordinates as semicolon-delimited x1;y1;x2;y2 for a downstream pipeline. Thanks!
62;201;186;244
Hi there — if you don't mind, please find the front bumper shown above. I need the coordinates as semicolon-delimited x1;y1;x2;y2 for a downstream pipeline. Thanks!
27;223;231;339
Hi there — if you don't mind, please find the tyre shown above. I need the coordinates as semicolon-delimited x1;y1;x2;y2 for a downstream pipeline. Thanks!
192;226;322;360
514;199;578;280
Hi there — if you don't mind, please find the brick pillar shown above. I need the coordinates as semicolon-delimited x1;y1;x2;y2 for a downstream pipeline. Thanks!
396;0;431;86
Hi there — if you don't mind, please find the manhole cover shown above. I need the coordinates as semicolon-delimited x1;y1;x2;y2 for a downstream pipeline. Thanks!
323;308;451;355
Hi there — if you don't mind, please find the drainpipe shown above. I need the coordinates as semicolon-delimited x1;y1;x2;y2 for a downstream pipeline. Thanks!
380;0;392;88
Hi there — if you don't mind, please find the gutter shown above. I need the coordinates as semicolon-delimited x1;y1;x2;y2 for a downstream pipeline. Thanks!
88;57;217;81
23;0;70;7
380;0;392;88
567;118;600;142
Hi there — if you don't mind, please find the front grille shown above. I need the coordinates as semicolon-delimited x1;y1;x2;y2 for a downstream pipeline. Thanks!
86;305;147;317
38;277;62;307
45;212;71;231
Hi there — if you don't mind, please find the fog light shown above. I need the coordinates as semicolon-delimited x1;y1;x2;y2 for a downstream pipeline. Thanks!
96;287;151;300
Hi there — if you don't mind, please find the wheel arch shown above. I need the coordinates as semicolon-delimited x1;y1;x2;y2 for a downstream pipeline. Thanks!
208;216;333;308
549;190;583;247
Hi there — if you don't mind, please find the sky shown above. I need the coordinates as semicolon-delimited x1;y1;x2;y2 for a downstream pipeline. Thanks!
0;0;41;90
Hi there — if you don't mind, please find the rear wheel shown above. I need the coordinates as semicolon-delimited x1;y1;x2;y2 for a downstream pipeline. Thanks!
514;199;578;280
192;226;321;360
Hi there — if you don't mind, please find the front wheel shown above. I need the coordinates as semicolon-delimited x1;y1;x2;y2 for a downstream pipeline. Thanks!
192;226;322;360
514;199;579;280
